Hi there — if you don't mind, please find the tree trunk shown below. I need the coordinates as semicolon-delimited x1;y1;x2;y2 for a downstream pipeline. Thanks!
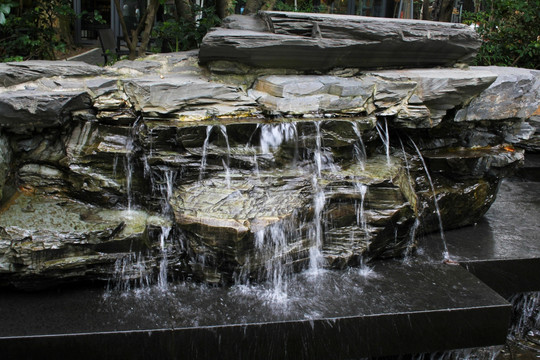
138;0;160;57
174;0;195;23
431;0;453;21
244;0;265;14
216;0;234;19
421;0;432;19
113;0;136;58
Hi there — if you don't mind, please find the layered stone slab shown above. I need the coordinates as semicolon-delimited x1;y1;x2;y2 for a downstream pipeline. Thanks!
0;192;169;289
199;12;482;71
0;60;109;87
0;262;510;359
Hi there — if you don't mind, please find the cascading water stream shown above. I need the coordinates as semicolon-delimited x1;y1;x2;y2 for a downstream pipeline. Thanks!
219;125;232;188
307;121;327;276
354;183;368;233
314;122;323;177
124;116;142;211
308;176;326;276
376;119;391;167
352;121;367;170
409;139;450;262
199;125;213;181
157;226;171;292
399;138;419;263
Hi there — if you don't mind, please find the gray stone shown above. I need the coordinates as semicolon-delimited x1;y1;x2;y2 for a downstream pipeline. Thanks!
249;75;374;115
222;14;268;32
36;77;118;97
0;90;92;134
0;193;169;287
0;133;10;203
111;60;163;74
199;12;481;71
123;75;258;120
369;68;497;127
0;60;109;87
455;66;540;122
423;146;525;179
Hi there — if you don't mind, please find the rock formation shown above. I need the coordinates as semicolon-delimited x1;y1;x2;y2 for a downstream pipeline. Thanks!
0;13;538;290
199;12;482;71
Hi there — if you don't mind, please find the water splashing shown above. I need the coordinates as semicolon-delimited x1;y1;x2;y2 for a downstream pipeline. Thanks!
357;256;376;278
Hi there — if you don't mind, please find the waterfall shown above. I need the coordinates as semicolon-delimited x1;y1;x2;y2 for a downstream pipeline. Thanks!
376;118;391;167
352;121;367;170
409;139;450;262
308;175;326;276
107;251;153;293
354;183;368;233
314;122;323;177
157;226;171;292
199;125;213;181
259;123;297;154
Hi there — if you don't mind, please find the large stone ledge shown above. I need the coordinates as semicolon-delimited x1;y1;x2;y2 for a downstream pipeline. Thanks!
0;61;109;87
199;12;481;71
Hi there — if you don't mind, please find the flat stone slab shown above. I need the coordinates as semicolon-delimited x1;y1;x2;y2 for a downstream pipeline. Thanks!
199;12;481;71
0;60;109;87
0;262;509;359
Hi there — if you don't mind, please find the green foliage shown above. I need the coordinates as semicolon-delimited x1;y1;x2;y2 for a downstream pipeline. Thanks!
151;5;221;53
0;2;16;25
273;0;327;12
464;0;540;69
0;0;76;62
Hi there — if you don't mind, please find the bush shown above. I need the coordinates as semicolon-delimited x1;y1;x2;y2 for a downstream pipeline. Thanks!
151;5;221;53
464;0;540;69
0;0;75;62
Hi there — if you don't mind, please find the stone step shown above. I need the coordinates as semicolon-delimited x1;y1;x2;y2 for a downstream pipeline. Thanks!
0;262;510;359
419;177;540;297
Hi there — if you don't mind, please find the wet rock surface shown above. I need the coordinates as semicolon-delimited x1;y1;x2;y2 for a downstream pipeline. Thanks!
0;192;169;289
0;30;536;288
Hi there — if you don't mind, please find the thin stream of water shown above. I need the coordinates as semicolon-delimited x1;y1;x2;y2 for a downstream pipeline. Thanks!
199;125;213;181
409;139;450;262
352;121;367;170
376;118;391;167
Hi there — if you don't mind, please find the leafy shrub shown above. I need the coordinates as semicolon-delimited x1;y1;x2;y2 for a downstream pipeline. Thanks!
464;0;540;69
151;5;221;53
273;0;328;12
0;0;75;61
